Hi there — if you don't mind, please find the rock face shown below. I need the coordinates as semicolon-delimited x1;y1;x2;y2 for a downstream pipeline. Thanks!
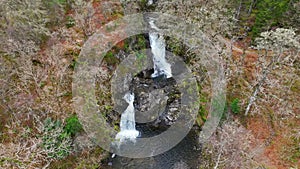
111;49;195;132
130;69;180;128
73;133;95;152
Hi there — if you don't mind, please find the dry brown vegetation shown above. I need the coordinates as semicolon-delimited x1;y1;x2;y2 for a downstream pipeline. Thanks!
0;0;123;168
0;0;299;168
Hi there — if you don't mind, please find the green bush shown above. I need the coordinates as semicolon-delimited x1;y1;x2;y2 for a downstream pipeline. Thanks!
42;118;72;159
66;16;75;28
230;98;240;114
64;115;83;136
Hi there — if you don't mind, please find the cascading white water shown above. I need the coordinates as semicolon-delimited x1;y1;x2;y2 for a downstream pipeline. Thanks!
115;93;139;143
114;3;172;146
149;20;172;78
147;0;153;5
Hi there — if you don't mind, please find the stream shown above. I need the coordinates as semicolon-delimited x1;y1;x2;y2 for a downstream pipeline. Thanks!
107;128;201;169
104;4;202;168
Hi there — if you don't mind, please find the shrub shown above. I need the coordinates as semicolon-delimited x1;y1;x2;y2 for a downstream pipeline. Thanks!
66;16;76;28
230;98;240;114
64;115;83;136
42;118;72;159
104;51;119;65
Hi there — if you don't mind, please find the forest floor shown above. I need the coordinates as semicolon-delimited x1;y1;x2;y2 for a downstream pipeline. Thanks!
0;1;299;168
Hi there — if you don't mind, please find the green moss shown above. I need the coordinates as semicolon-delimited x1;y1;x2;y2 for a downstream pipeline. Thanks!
135;51;147;71
114;124;120;132
291;80;300;93
196;92;209;126
137;35;147;49
123;40;130;53
196;106;207;126
103;51;119;66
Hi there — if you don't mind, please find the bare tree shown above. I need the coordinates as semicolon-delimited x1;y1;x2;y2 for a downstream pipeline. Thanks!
72;0;95;38
245;28;300;115
247;0;256;15
199;120;264;169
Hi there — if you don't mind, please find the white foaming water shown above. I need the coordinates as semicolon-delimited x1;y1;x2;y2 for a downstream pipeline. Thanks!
147;0;153;5
115;93;139;143
149;20;172;78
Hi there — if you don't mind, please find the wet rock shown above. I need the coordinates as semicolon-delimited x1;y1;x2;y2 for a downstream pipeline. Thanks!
74;133;95;152
116;50;127;61
130;69;181;127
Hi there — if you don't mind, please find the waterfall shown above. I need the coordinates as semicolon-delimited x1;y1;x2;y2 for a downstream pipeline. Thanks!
114;1;172;149
115;93;139;143
149;20;172;78
147;0;153;5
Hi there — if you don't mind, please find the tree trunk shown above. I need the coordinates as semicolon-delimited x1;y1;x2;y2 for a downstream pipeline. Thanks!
235;0;243;20
245;50;281;116
248;0;256;16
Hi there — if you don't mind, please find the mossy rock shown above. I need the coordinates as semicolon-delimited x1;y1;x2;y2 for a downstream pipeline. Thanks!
291;80;300;93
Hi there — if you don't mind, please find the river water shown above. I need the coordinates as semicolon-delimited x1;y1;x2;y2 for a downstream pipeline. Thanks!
104;5;202;168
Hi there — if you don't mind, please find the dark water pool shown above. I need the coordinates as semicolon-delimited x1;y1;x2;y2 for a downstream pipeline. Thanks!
102;127;201;169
